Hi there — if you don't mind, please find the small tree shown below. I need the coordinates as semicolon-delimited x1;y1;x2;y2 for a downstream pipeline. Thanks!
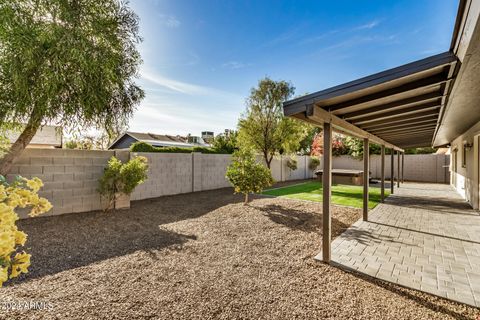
226;149;273;204
98;156;148;211
0;0;144;174
237;77;307;169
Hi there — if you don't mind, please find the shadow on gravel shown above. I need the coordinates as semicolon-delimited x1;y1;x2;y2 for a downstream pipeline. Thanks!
252;204;351;236
12;188;243;283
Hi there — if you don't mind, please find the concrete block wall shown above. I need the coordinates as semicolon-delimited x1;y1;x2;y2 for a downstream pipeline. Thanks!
199;154;232;190
9;149;114;217
131;153;231;200
331;154;449;183
10;149;449;219
130;152;193;200
259;155;320;182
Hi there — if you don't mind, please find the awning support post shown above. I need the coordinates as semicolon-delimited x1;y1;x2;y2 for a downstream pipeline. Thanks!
390;149;394;194
402;152;405;183
381;145;385;202
363;138;369;221
322;122;332;263
397;150;401;188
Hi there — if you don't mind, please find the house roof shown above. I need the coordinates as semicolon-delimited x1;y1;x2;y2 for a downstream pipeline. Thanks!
126;131;186;143
6;125;62;147
109;131;210;149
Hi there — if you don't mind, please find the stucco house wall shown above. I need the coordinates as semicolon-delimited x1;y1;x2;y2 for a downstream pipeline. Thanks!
449;120;480;209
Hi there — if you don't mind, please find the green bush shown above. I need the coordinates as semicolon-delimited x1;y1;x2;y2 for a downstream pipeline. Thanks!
130;141;228;154
309;157;320;170
226;149;273;204
286;157;297;171
98;156;148;211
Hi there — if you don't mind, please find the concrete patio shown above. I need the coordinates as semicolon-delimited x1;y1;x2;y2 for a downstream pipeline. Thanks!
319;182;480;308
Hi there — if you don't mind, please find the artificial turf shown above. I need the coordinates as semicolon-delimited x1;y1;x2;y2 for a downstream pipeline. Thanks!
262;181;389;209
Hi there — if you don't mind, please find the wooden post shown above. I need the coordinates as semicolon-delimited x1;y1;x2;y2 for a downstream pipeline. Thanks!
322;122;332;263
363;138;369;221
381;145;385;202
397;150;400;187
402;152;405;183
390;149;394;194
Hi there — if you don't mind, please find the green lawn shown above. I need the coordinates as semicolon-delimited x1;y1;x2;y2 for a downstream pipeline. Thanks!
262;181;389;209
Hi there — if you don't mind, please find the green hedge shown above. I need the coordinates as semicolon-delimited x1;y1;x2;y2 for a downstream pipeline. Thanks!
130;141;229;154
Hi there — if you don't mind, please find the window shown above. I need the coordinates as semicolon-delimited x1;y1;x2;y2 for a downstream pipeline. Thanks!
462;143;467;168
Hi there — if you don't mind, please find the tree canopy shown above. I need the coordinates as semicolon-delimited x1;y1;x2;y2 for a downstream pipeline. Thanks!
212;130;238;154
0;0;144;173
237;77;308;168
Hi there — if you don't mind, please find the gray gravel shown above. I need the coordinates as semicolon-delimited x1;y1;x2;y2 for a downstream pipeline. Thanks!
0;188;478;319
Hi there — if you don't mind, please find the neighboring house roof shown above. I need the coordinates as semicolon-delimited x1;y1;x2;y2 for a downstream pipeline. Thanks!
127;132;187;144
109;131;210;149
6;125;62;147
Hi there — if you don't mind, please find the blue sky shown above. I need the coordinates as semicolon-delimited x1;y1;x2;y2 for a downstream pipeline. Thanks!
128;0;459;136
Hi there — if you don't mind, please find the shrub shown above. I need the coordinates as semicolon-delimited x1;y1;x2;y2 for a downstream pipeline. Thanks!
0;175;52;286
286;158;297;171
212;131;238;154
98;156;148;211
226;149;273;204
309;157;320;170
130;141;228;154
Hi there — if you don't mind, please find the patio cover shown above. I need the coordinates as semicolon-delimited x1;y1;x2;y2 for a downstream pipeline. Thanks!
283;52;458;149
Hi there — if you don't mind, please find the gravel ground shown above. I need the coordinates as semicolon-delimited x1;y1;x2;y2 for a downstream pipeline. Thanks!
0;187;478;319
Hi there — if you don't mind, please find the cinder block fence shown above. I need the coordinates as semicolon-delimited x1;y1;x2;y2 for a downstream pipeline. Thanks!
8;149;449;218
8;149;114;217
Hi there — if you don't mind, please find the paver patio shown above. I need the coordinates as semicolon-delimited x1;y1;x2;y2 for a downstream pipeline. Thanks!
319;182;480;308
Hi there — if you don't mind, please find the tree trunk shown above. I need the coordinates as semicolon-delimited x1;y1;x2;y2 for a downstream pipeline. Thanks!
0;112;42;176
264;153;272;169
244;193;249;205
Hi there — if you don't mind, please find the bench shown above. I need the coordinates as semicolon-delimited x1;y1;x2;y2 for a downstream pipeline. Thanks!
314;169;365;186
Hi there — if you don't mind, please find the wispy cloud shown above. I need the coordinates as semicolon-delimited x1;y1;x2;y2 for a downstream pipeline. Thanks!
158;14;181;28
130;97;242;136
310;34;397;56
354;20;381;30
141;69;242;100
298;19;382;45
298;29;340;45
262;25;305;47
222;61;250;69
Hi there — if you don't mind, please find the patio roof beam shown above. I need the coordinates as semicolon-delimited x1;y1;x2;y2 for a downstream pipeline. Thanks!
326;74;450;113
371;124;438;135
305;105;404;151
354;110;440;127
380;130;436;139
387;136;434;142
364;120;438;133
350;103;441;125
381;135;435;143
361;116;439;131
341;92;443;120
398;142;434;148
384;139;434;147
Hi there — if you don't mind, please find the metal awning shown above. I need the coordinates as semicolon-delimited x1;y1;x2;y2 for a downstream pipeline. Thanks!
283;51;458;149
